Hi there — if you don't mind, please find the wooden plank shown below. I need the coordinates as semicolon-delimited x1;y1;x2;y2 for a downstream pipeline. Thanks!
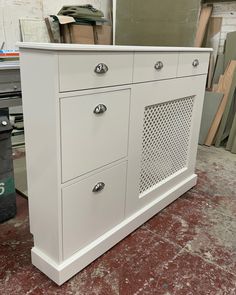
207;54;214;89
45;18;55;43
212;53;224;85
214;69;236;147
212;83;219;91
231;140;236;153
199;91;223;145
224;31;236;71
226;113;236;152
205;17;222;88
205;60;236;146
194;5;213;47
215;75;224;92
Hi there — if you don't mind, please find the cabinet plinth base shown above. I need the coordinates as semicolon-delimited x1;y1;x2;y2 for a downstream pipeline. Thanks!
32;174;197;285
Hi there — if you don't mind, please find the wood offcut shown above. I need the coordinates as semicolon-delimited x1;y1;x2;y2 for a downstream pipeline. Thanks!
205;61;236;146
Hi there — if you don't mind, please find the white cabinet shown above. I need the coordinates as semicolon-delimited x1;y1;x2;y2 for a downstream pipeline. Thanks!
19;43;211;285
60;89;130;182
62;161;127;259
59;52;133;91
133;52;178;82
177;52;209;77
126;76;206;215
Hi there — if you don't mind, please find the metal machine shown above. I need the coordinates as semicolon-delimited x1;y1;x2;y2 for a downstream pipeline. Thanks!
0;60;21;222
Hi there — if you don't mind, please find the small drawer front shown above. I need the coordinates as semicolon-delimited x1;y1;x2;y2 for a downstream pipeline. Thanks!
62;162;127;258
59;52;133;92
133;52;178;83
60;89;130;182
177;52;209;77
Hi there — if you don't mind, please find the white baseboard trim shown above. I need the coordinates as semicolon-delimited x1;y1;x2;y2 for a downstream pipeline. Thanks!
32;174;197;285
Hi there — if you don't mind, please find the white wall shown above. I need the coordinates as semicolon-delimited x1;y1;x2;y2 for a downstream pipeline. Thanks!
0;0;111;49
212;2;236;53
0;0;43;49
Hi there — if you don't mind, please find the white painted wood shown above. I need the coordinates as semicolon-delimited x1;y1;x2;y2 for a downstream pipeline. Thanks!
32;174;197;285
18;42;212;52
133;52;178;82
19;44;210;285
60;89;130;182
63;161;127;259
126;75;206;216
177;52;210;77
20;50;63;263
59;52;133;92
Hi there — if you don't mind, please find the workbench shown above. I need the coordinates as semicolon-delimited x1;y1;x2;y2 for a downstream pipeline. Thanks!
0;61;21;108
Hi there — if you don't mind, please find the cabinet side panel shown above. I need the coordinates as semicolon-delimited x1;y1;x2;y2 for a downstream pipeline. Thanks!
20;50;62;263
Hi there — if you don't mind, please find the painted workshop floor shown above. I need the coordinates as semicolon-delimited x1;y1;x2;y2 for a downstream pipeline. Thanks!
0;146;236;294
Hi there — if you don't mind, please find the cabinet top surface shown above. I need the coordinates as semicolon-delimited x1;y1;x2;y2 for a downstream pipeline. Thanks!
17;42;212;53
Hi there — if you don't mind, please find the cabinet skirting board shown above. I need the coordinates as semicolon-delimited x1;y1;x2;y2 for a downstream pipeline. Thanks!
32;174;196;285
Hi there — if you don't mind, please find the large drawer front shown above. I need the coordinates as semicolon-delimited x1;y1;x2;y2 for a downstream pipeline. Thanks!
60;89;130;182
59;52;133;92
133;52;178;82
62;162;127;259
177;52;209;77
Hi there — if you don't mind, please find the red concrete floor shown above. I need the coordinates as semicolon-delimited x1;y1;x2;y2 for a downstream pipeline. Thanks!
0;146;236;294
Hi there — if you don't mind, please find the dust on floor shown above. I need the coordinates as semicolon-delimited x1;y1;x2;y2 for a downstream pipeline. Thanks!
0;146;236;294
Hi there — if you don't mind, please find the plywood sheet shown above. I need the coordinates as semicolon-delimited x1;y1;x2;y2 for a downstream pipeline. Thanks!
194;5;213;47
224;31;236;70
212;53;224;85
226;113;236;153
205;60;236;146
206;17;222;88
199;91;223;145
116;0;201;46
214;69;236;147
20;18;50;43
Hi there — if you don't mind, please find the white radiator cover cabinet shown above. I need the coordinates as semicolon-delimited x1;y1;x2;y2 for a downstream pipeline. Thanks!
18;43;211;285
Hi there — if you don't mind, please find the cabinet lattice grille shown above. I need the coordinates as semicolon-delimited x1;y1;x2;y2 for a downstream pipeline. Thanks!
139;96;195;195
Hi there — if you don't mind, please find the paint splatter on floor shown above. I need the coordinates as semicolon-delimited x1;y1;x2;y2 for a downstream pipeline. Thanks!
0;146;236;294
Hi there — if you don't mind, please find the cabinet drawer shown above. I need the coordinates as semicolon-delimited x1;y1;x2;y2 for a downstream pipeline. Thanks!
60;89;130;182
177;52;209;77
59;52;133;92
133;52;178;83
62;162;127;259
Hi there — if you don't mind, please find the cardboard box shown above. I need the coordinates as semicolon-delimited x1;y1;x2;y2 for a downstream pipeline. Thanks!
61;24;94;44
69;24;94;44
94;25;112;45
55;15;112;45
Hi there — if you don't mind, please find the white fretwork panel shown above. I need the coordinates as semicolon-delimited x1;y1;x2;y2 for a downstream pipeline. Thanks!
139;96;195;195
